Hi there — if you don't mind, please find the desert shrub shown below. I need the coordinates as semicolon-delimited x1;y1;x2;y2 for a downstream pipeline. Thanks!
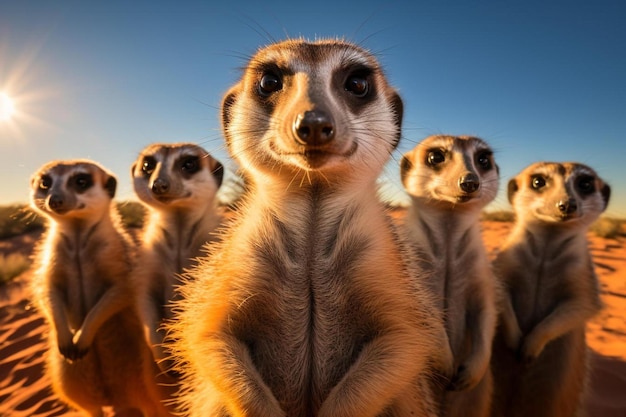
0;253;31;284
481;210;515;223
117;201;146;229
0;205;44;239
591;217;624;239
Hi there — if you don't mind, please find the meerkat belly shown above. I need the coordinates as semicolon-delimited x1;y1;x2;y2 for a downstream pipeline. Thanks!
242;218;380;414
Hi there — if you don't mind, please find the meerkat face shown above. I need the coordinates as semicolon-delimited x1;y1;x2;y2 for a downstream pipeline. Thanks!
508;162;610;226
221;39;403;181
30;160;117;221
131;143;223;209
400;135;499;209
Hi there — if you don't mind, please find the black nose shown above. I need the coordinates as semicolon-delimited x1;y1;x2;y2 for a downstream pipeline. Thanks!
48;194;64;211
293;110;335;146
151;178;170;195
459;173;480;194
557;199;578;214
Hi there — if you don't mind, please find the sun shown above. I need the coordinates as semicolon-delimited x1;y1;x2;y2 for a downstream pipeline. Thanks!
0;92;16;121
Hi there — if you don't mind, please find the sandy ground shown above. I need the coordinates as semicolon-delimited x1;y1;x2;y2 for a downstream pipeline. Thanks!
0;222;624;416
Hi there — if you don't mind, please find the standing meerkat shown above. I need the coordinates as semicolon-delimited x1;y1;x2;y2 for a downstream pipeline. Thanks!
400;135;499;417
490;161;610;417
169;38;452;417
29;160;172;417
131;142;224;372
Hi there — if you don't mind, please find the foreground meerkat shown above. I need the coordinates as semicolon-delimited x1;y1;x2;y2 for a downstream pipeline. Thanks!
29;160;171;417
169;38;452;417
490;161;610;417
400;135;499;417
131;142;223;372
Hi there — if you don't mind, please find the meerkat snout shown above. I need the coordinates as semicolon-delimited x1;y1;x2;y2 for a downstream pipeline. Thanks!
292;109;336;146
458;172;480;194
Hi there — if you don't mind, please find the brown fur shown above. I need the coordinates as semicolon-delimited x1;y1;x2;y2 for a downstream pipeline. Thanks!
490;161;610;417
169;39;451;417
29;160;172;417
131;142;223;373
400;135;499;417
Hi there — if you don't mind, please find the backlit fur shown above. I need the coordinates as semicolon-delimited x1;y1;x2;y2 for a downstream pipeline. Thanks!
131;142;223;373
169;39;451;417
490;161;610;417
30;160;171;417
400;135;499;417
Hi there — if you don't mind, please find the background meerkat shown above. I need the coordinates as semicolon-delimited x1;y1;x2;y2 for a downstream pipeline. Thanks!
490;161;610;417
400;135;499;417
131;142;223;372
169;38;452;417
29;159;172;417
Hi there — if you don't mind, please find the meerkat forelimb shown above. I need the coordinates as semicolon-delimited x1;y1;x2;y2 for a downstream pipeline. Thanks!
131;142;223;372
400;134;499;417
490;161;610;417
169;38;452;417
29;159;172;417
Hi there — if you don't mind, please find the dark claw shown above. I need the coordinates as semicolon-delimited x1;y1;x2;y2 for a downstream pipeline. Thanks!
59;343;89;362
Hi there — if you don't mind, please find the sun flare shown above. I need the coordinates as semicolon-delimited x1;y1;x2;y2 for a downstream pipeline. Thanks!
0;92;16;122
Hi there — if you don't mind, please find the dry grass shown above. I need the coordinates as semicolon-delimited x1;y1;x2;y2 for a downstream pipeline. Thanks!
0;253;31;284
591;217;625;239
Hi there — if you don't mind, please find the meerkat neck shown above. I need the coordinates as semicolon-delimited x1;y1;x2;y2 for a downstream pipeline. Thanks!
407;199;480;242
53;209;115;245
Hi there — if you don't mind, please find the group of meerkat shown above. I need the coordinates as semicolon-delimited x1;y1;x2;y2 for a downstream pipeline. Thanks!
27;38;610;417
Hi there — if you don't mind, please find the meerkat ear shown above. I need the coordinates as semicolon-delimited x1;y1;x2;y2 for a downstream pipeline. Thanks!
600;183;611;210
507;178;519;204
212;160;224;188
221;85;241;149
389;91;403;149
399;154;413;186
105;176;117;199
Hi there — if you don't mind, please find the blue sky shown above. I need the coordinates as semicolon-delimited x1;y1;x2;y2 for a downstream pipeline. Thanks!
1;0;625;217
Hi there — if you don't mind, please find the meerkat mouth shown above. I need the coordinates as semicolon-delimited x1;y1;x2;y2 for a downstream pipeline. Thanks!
269;141;358;168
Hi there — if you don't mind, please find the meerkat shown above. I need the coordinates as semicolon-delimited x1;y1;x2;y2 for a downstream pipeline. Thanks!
131;142;223;372
168;38;453;417
400;135;499;417
29;159;172;417
490;161;610;417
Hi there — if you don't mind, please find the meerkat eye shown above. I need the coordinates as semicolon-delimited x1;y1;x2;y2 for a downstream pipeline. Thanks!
531;175;546;190
258;72;282;97
39;175;52;190
74;173;93;191
344;74;369;97
476;151;492;170
576;175;596;195
180;156;200;174
142;157;157;176
426;150;446;167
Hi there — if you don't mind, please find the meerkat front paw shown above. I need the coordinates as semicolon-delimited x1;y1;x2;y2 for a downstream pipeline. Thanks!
517;334;546;366
58;342;89;362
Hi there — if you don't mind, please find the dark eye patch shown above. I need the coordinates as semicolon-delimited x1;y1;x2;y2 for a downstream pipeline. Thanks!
179;155;201;177
142;156;157;176
476;150;493;171
531;175;547;191
576;174;596;195
39;175;53;191
72;173;93;193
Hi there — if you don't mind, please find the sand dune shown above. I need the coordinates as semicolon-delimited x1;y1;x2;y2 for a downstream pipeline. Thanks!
0;221;624;416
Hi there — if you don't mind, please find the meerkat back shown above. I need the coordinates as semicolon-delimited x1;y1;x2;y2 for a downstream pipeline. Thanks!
169;39;451;417
400;135;499;417
490;161;610;417
29;159;172;417
131;142;223;372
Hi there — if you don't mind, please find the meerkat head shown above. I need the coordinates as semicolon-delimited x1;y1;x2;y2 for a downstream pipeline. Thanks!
507;162;610;226
400;135;499;210
220;38;403;184
131;143;223;209
30;159;117;221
